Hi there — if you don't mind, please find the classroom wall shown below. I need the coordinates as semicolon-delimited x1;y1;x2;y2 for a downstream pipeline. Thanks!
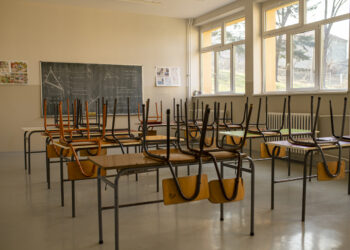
0;0;188;152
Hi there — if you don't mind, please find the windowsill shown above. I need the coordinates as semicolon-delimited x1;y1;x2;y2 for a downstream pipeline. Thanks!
193;93;246;98
253;90;349;96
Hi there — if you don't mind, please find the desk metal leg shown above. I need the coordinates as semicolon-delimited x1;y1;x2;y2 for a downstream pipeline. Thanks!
60;150;64;207
302;151;311;222
45;138;50;189
97;168;103;244
114;173;121;250
220;162;224;221
308;152;313;182
24;131;28;171
271;146;278;210
72;180;75;218
247;157;255;236
287;148;291;176
348;149;350;195
28;131;34;175
156;168;159;192
249;138;252;157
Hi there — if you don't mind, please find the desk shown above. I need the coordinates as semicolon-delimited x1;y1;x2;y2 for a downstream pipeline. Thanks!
22;127;53;174
89;152;255;250
220;129;314;176
22;126;134;175
52;136;181;216
266;139;350;221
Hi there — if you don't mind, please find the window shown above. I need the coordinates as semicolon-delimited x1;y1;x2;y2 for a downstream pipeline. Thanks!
265;1;299;31
217;49;231;92
263;0;350;93
264;35;287;91
292;30;316;89
201;26;221;48
322;19;349;89
234;44;246;93
225;18;245;43
306;0;350;23
201;51;215;94
200;16;245;95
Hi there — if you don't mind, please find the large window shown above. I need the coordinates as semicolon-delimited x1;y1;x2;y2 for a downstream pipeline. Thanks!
200;16;245;95
263;0;350;93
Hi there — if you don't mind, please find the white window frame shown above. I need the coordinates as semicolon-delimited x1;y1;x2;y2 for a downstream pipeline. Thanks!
261;0;350;95
199;12;246;96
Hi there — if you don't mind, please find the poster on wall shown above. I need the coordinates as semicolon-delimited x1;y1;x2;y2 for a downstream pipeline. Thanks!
0;61;28;84
155;66;181;87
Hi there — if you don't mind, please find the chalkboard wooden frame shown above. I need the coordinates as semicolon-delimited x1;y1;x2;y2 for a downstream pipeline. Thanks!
40;61;143;117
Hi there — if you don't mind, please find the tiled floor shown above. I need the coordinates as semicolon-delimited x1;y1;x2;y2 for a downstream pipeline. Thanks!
1;151;350;250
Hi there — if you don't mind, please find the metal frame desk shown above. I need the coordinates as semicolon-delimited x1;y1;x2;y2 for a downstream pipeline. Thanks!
89;153;255;250
267;139;350;221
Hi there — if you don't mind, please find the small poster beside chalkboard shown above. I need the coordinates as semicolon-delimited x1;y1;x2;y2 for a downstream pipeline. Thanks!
155;66;181;87
0;61;28;84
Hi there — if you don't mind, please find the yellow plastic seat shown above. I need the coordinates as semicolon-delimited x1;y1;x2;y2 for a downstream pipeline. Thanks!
79;148;107;157
208;178;244;203
317;161;345;181
47;144;72;158
162;174;209;205
226;136;247;146
260;143;286;158
67;160;106;180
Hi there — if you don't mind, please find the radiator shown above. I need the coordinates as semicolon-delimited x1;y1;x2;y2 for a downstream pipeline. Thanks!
267;112;314;155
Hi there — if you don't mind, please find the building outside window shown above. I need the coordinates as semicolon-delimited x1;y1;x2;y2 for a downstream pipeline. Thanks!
263;0;349;93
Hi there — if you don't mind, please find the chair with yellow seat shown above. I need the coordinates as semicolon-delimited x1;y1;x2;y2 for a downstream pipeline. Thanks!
142;101;213;205
288;96;345;181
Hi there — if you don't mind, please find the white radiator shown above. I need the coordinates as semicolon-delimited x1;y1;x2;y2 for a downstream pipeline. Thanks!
267;112;315;155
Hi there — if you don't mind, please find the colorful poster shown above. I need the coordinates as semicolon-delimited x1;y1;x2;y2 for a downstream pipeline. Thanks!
156;66;181;87
0;61;28;84
11;61;27;73
0;61;9;73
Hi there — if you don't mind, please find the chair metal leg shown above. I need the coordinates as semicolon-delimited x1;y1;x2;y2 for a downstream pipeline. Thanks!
308;152;313;182
72;180;75;218
24;131;28;171
220;162;224;221
60;151;64;207
97;168;103;244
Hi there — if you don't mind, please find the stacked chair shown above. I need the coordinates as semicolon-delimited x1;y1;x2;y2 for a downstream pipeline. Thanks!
142;99;255;235
287;96;345;181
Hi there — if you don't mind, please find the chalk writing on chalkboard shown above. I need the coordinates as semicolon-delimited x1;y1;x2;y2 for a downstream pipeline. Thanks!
41;61;142;116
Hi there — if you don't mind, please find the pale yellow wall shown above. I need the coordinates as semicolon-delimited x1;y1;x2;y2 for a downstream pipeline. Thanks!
0;0;187;152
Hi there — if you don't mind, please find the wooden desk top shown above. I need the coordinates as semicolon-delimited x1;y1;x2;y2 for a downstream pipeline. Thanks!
266;137;350;151
220;129;313;139
22;127;50;132
52;135;181;150
89;153;163;170
89;149;244;171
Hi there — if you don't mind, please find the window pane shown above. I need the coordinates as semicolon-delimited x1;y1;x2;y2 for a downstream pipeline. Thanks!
307;0;350;24
234;44;245;93
201;51;215;94
225;18;245;43
292;30;316;89
202;26;221;48
265;1;299;31
264;35;287;91
217;50;231;92
322;19;349;90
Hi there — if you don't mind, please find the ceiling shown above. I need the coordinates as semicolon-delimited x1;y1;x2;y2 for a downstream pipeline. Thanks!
22;0;237;19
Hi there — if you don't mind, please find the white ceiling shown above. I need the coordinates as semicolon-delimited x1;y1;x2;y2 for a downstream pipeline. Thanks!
22;0;237;19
